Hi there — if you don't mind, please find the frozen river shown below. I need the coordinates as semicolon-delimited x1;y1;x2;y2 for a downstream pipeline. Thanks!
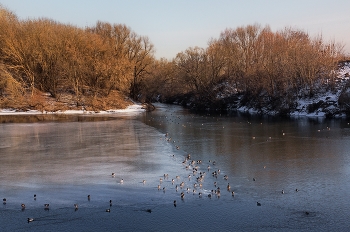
1;104;350;231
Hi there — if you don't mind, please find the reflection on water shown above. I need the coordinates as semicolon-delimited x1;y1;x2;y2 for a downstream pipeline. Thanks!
0;117;178;188
0;114;117;123
1;104;350;231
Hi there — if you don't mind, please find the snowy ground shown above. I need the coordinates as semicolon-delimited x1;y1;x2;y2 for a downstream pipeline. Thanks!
0;104;145;115
236;62;350;118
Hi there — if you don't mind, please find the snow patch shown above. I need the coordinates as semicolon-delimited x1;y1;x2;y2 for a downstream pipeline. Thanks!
0;104;145;116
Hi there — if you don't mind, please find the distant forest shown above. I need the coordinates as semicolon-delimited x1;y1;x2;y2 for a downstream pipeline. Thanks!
0;6;348;113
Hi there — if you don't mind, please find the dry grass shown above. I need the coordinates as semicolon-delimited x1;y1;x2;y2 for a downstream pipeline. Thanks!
83;90;132;112
0;89;133;112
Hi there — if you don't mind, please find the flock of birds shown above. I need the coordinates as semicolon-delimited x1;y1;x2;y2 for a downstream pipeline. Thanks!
139;126;250;208
112;147;237;208
138;113;304;211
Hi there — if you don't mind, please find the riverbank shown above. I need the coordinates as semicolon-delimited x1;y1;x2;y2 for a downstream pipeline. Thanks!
167;62;350;118
0;103;145;115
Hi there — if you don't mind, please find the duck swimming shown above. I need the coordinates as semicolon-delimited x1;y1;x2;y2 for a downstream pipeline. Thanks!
180;192;185;199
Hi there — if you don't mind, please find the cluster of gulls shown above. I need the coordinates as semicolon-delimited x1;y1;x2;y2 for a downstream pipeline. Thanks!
154;132;237;208
152;129;301;210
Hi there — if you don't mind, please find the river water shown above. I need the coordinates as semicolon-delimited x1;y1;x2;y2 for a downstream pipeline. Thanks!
1;104;350;231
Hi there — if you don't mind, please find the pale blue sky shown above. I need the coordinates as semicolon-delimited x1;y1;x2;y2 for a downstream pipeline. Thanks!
1;0;349;59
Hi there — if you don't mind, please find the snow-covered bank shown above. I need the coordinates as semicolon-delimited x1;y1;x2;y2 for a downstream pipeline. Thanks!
179;62;350;118
0;104;145;115
235;89;346;118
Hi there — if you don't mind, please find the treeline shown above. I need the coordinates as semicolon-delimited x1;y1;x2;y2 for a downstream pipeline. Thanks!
0;6;154;109
1;5;348;114
145;24;346;113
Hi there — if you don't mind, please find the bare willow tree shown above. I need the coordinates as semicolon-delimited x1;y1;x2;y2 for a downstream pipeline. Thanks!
0;13;37;95
174;46;208;92
205;39;226;86
0;6;28;107
142;58;183;102
87;22;155;99
1;15;66;97
0;63;26;107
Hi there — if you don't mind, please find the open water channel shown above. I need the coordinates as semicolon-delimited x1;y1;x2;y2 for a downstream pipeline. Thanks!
1;103;350;231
